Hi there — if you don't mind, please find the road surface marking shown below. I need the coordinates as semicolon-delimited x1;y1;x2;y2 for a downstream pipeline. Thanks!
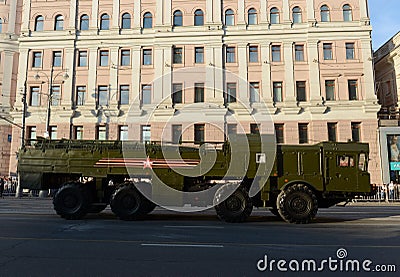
141;243;224;248
163;225;224;229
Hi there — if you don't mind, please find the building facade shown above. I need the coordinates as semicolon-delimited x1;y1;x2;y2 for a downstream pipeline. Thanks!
0;0;382;183
374;31;400;184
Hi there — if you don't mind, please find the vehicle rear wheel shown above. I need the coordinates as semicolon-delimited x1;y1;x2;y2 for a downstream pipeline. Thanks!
53;182;91;220
214;185;253;223
110;185;144;220
276;184;318;224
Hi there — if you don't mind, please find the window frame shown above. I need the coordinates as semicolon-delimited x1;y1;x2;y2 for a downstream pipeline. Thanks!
100;13;110;30
121;13;131;29
294;44;305;61
142;48;152;65
119;84;130;105
273;81;283;103
195;47;204;64
52;51;62;67
173;10;183;27
194;9;204;26
76;86;86;106
80;15;89;31
248;8;258;25
120;49;131;66
143;12;153;29
35;15;44;31
226;46;236;63
54;15;64;31
249;45;259;63
271;45;281;62
323;43;333;60
99;50;109;67
270;8;280;24
296;81;307;102
298;123;308;144
225;9;235;26
320;5;330;22
141;84;152;105
78;50;88;67
292;6;302;24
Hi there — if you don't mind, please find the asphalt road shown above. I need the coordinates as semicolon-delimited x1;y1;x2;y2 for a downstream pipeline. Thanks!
0;198;399;276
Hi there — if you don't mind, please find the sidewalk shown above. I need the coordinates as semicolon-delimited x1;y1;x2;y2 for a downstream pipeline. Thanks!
338;201;400;207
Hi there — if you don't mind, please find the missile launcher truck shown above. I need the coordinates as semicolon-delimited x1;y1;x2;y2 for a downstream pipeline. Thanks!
17;134;371;223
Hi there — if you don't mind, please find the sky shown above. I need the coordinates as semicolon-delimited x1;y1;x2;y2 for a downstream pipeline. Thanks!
369;0;400;50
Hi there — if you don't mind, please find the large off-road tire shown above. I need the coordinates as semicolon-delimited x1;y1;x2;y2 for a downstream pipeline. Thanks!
53;182;91;220
276;184;318;224
214;185;253;223
110;185;145;220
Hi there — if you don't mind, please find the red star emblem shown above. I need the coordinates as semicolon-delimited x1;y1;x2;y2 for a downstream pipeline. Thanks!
143;157;153;169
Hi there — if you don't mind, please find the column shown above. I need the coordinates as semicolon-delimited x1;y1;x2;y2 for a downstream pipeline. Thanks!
162;47;172;104
7;0;18;33
156;0;163;26
109;47;119;107
261;43;272;104
205;44;224;104
21;0;31;33
131;46;141;107
1;51;15;110
68;0;78;30
260;0;269;25
359;0;369;21
134;0;142;29
62;48;75;106
91;0;99;29
87;47;98;106
306;0;316;24
237;44;248;104
360;39;377;102
283;0;291;24
213;0;222;24
283;42;296;103
153;47;165;104
164;0;172;26
307;40;321;103
112;0;120;30
237;0;246;26
206;0;213;24
16;49;29;108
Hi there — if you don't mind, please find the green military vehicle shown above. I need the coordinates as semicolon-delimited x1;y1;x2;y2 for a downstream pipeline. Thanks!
18;134;371;224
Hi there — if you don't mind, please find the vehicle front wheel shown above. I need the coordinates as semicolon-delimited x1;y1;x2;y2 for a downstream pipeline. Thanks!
276;184;318;224
214;185;253;223
53;182;91;220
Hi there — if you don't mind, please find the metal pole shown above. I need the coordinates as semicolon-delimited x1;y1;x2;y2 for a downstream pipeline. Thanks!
45;66;54;138
16;82;27;198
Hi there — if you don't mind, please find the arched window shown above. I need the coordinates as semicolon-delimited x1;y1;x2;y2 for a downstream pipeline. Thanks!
292;6;302;23
121;13;131;29
100;14;110;30
225;9;235;26
320;5;330;22
343;4;353;21
270;8;280;24
248;8;257;25
173;10;183;27
35;15;44;31
143;12;153;28
0;18;3;33
54;15;64;30
194;9;204;26
80;14;89;30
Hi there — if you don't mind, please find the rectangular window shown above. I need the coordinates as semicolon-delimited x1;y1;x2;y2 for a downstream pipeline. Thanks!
119;85;129;105
250;123;260;134
141;84;152;104
172;83;183;104
325;80;335;101
96;125;107;140
30;87;40;106
249;82;260;103
78;51;87;67
194;124;205;144
32;52;42;68
99;50;109;66
119;125;129;141
226;83;237;103
351;122;361;142
323;43;333;60
226;46;236;63
348;80;358;100
28;126;37;142
195;47;204;63
271;45;281;62
227;124;237;136
74;126;83;140
53;51;62;67
298;123;308;144
273;82;283;103
49;126;57;140
98;85;109;106
249;46;259;63
172;124;182;144
275;124;284;144
194;83;204;103
51;86;61;106
345;43;355;60
76;86;86;106
142;49;152;65
120;49;130;66
327;123;337;142
294;44;304;61
173;47;183;64
141;125;151;142
296;81;307;102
